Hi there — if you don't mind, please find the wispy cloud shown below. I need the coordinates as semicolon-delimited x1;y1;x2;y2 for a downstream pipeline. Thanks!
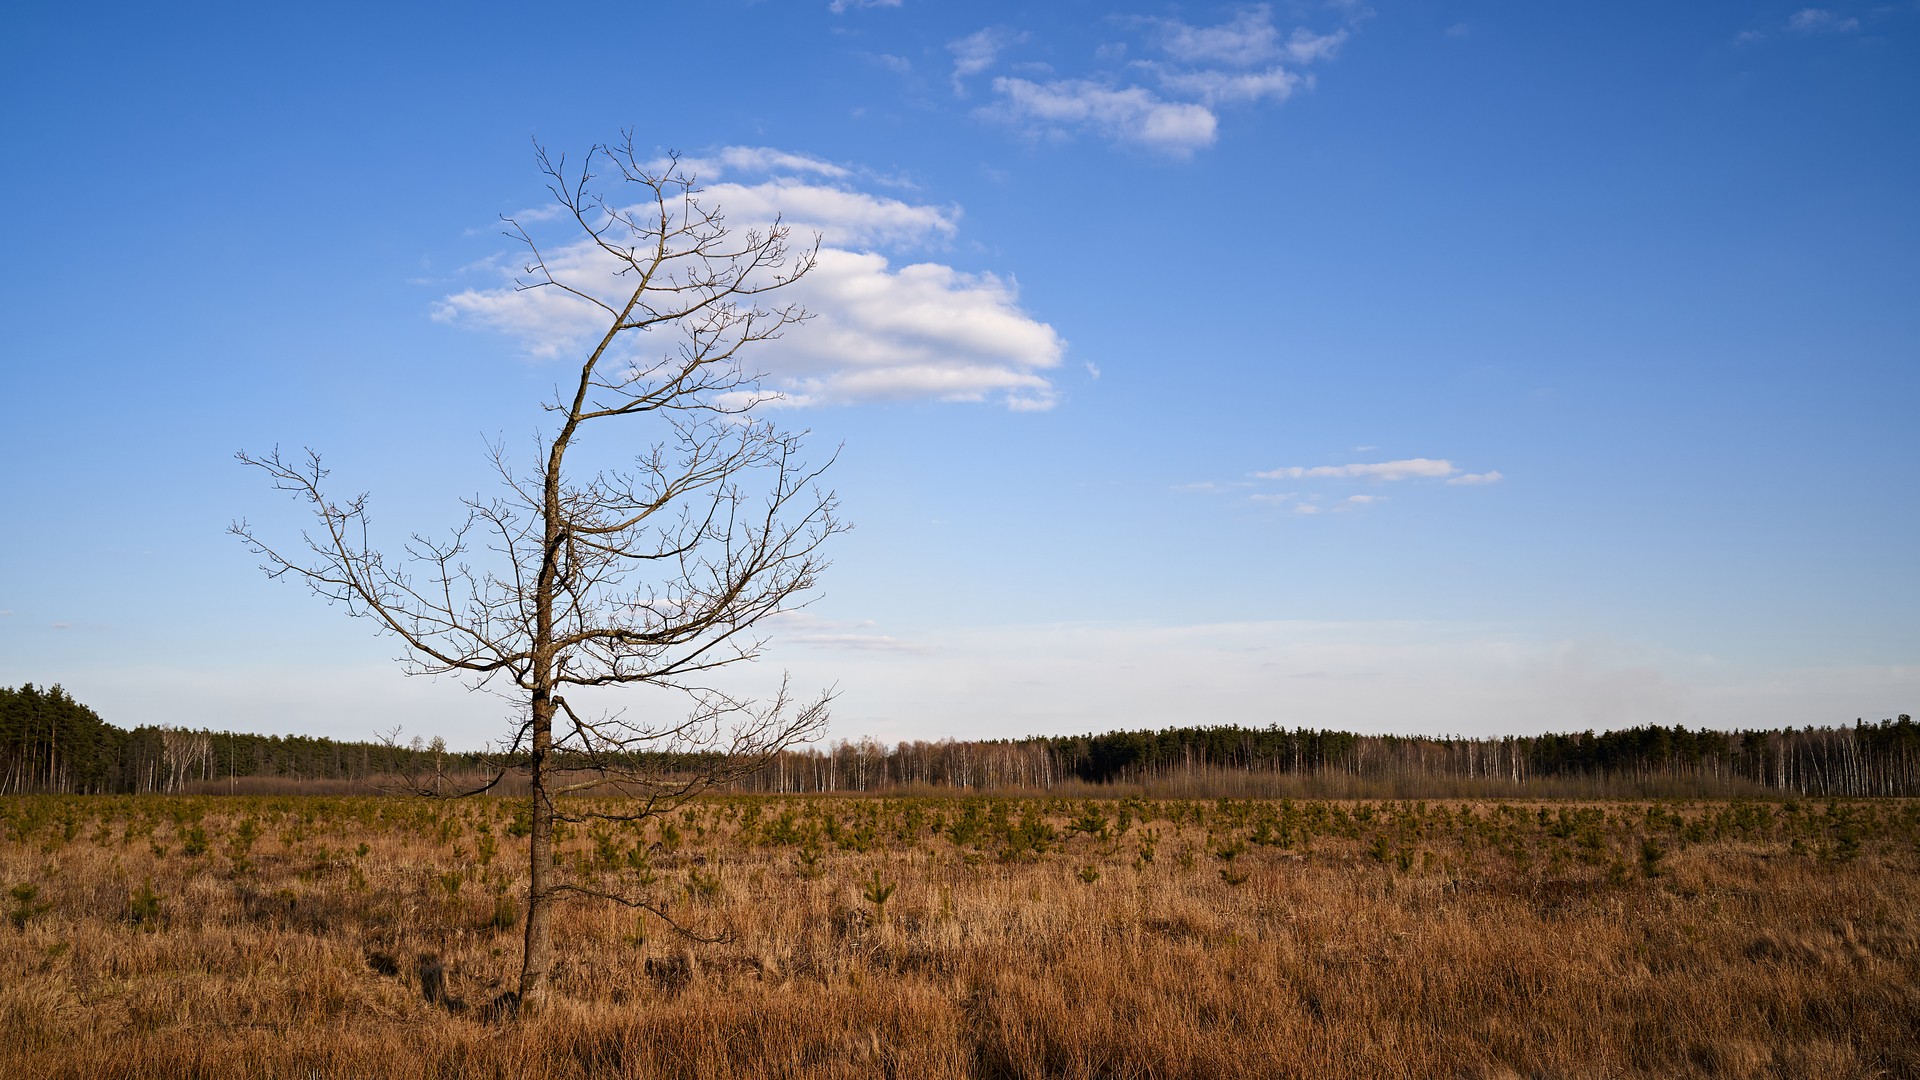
1232;457;1503;505
1787;8;1860;33
1281;27;1349;64
828;0;901;13
678;146;850;180
960;5;1357;156
436;147;1064;411
1274;493;1382;514
1446;471;1505;486
1151;66;1301;106
766;611;929;653
1149;6;1284;65
984;78;1218;155
949;27;1025;94
1257;457;1460;481
1741;7;1864;43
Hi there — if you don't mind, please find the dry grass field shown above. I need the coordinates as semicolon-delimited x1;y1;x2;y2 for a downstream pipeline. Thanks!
2;793;1916;1079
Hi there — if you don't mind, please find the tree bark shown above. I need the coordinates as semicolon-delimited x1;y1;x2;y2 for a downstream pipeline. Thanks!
518;693;556;1013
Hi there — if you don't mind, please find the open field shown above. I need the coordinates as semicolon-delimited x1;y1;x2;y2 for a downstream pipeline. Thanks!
3;794;1917;1079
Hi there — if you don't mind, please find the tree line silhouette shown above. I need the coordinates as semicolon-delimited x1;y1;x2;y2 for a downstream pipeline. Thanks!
0;684;484;794
3;682;1914;797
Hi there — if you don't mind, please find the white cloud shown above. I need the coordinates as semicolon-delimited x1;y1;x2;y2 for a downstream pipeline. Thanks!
1153;65;1302;106
754;249;1063;409
698;180;959;249
1282;28;1348;64
949;27;1025;92
1253;492;1388;513
1447;470;1505;486
828;0;901;12
1787;8;1860;33
436;147;1063;411
1152;6;1283;66
984;77;1219;155
1257;457;1460;481
1221;457;1505;517
1083;360;1101;379
1145;8;1343;67
971;7;1350;155
677;146;850;181
504;202;569;224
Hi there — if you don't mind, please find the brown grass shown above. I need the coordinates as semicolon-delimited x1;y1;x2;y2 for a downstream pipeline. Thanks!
2;794;1916;1079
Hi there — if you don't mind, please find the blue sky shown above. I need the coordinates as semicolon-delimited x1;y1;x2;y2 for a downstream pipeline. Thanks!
2;1;1915;747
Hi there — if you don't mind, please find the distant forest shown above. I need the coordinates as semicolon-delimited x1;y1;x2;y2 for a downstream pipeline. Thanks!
3;682;1915;798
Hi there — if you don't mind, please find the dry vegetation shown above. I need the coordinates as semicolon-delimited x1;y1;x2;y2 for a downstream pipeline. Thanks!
2;793;1916;1079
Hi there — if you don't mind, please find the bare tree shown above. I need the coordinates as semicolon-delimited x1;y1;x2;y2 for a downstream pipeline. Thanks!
232;134;842;1015
159;728;211;794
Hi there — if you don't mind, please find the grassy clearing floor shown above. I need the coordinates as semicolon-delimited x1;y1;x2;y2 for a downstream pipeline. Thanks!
2;794;1917;1079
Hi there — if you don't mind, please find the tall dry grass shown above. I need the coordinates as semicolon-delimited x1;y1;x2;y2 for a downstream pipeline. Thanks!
1;794;1916;1079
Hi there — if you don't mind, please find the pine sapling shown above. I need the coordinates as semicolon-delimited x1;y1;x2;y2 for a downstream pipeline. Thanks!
861;868;897;913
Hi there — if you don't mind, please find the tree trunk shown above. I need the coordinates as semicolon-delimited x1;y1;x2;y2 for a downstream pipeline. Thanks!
518;693;556;1014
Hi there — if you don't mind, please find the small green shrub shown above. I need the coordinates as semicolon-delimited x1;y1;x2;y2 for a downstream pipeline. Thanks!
1368;833;1392;864
795;835;826;880
626;844;659;887
685;867;725;902
506;808;533;839
228;819;259;876
861;868;897;910
128;878;163;929
1069;805;1110;841
9;883;51;930
1640;837;1667;878
1136;828;1158;865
